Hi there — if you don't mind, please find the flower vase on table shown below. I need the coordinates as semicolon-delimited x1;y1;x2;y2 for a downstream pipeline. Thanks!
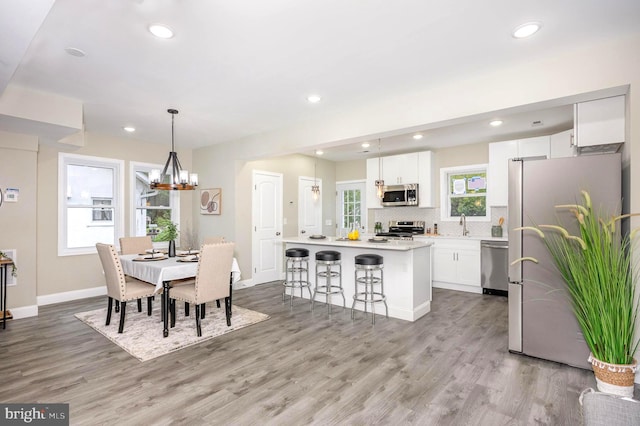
168;240;176;258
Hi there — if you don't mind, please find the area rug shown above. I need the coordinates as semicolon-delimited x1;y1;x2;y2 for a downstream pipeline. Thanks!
75;303;269;361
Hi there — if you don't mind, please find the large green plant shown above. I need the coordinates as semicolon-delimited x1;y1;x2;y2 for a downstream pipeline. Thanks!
517;191;639;365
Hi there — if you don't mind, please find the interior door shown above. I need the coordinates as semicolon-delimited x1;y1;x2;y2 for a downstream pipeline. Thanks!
298;176;322;236
252;171;283;284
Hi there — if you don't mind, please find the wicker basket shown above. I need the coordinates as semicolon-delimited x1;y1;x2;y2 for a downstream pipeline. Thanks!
588;353;638;397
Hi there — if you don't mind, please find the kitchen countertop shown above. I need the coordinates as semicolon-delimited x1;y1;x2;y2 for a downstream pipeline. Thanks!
412;235;508;242
281;236;432;251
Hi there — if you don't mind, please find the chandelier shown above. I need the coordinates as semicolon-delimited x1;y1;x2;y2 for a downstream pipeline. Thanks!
150;109;198;190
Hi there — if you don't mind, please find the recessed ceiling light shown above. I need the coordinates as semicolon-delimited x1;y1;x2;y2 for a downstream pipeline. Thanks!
413;134;423;140
307;95;321;103
315;150;324;155
148;24;174;39
123;126;136;133
489;120;503;127
361;142;370;148
64;47;86;57
512;22;541;39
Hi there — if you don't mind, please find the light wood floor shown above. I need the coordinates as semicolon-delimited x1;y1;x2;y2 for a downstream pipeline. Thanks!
0;283;623;425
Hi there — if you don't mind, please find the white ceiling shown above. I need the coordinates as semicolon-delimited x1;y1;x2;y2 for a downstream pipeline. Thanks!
2;1;640;161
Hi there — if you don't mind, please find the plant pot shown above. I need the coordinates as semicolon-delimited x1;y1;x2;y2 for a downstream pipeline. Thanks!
588;353;638;397
168;240;176;258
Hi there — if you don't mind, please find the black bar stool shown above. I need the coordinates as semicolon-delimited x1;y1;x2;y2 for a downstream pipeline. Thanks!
312;250;344;313
352;253;388;324
283;248;312;306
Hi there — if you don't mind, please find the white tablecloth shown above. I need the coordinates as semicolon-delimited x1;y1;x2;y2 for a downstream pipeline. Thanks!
120;254;241;292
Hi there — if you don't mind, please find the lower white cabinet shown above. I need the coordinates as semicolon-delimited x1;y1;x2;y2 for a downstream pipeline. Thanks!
432;238;481;292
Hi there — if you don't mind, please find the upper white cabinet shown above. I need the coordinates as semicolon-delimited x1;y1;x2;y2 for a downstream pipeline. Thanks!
550;129;576;158
487;136;549;206
382;153;419;184
574;95;625;149
365;151;435;208
418;151;435;207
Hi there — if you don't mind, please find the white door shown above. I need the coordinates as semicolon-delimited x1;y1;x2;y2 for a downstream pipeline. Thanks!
252;171;283;284
298;176;322;236
336;180;366;236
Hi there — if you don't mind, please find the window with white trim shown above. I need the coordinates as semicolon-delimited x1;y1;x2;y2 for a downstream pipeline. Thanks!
336;181;367;235
440;164;489;221
129;162;180;244
58;153;124;256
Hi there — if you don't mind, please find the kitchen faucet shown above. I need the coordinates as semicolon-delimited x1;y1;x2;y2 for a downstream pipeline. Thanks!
459;213;469;236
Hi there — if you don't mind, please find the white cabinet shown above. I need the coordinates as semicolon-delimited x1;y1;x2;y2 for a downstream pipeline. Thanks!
487;136;549;206
574;95;625;149
432;238;481;291
366;157;382;209
418;151;435;207
550;129;576;158
382;153;419;184
365;151;435;208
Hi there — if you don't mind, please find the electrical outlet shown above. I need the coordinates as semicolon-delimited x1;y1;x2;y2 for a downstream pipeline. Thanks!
325;219;332;226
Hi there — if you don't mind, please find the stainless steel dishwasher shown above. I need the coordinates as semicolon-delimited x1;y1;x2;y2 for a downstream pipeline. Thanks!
481;240;508;296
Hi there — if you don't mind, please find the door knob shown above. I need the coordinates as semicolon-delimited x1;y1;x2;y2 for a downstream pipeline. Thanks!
276;232;281;236
301;230;306;234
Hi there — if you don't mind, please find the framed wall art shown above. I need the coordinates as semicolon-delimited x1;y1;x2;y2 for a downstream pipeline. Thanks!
200;188;221;215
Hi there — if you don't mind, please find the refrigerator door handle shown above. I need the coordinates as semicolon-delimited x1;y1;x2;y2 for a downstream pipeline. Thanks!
508;158;523;283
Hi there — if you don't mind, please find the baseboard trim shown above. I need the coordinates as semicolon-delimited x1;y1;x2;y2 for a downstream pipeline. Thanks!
37;286;107;306
10;305;38;319
433;281;482;294
233;278;254;290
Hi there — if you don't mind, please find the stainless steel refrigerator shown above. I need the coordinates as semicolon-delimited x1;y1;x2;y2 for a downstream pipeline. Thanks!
507;153;621;369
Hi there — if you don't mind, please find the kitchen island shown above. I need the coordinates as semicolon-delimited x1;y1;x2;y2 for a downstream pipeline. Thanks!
281;236;432;321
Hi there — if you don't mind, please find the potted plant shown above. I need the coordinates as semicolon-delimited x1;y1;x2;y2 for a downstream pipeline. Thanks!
516;190;639;397
155;218;179;257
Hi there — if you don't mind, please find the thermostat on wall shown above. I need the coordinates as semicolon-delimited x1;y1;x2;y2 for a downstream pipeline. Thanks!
4;188;18;202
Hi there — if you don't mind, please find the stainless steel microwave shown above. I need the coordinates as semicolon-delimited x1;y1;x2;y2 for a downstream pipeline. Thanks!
381;184;419;206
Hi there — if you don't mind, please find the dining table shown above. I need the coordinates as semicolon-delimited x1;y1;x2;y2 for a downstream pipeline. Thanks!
119;253;241;337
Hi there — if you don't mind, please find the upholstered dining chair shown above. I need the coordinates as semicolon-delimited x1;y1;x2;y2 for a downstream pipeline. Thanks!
169;242;235;336
119;236;153;255
118;235;155;313
203;236;225;244
96;243;156;333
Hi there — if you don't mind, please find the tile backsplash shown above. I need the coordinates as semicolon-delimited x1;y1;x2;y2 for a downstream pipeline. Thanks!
369;206;508;238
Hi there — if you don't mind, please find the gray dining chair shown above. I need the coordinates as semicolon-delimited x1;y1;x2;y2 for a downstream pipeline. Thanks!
96;243;156;333
169;242;235;336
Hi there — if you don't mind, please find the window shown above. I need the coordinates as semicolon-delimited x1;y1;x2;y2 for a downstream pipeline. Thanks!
336;181;367;235
58;153;124;256
92;198;113;221
129;162;180;245
440;164;489;221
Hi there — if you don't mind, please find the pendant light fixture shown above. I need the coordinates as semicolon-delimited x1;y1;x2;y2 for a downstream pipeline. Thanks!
375;139;384;198
312;159;320;201
150;109;198;190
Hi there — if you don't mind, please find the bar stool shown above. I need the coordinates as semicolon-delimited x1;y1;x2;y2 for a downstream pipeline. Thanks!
312;250;344;313
283;248;312;306
352;254;388;324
